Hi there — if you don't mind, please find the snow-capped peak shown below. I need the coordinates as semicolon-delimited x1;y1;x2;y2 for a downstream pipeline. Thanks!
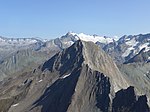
66;32;115;44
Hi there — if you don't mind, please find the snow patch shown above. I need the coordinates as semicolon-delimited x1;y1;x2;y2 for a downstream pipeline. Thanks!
12;103;19;107
126;38;138;46
64;41;74;45
143;74;147;77
113;83;121;92
122;47;135;57
113;36;120;41
62;74;71;78
125;38;130;41
139;43;150;52
38;79;43;82
122;38;140;57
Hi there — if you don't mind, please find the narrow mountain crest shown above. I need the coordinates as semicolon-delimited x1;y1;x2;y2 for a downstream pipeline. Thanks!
42;40;129;92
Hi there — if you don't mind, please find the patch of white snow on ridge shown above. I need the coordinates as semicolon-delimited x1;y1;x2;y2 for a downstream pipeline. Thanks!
139;43;150;52
64;41;74;45
122;47;135;57
126;38;138;46
12;103;19;107
62;74;71;78
113;36;119;41
125;38;130;41
122;38;139;57
38;79;43;82
113;82;121;92
69;32;77;36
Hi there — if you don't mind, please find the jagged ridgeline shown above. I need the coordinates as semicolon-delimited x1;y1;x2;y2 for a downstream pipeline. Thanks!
0;40;149;112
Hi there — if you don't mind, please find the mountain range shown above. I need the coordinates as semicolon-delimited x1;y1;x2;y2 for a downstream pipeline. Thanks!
0;32;150;112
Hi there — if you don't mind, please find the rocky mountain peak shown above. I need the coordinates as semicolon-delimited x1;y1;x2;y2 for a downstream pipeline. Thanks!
42;40;129;92
31;40;149;112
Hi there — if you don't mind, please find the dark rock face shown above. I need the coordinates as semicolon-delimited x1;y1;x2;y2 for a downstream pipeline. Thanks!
95;73;111;112
112;86;150;112
131;95;149;112
32;68;81;112
112;86;136;112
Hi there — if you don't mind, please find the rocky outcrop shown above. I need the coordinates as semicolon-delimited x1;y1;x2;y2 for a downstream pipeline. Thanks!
112;86;149;112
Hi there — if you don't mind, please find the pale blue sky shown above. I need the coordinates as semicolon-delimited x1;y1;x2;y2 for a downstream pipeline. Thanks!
0;0;150;39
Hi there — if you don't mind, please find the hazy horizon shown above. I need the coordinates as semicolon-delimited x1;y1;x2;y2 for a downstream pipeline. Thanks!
1;31;150;40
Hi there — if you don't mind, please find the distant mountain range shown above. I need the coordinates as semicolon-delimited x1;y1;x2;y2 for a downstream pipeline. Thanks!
1;32;149;63
45;32;150;63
